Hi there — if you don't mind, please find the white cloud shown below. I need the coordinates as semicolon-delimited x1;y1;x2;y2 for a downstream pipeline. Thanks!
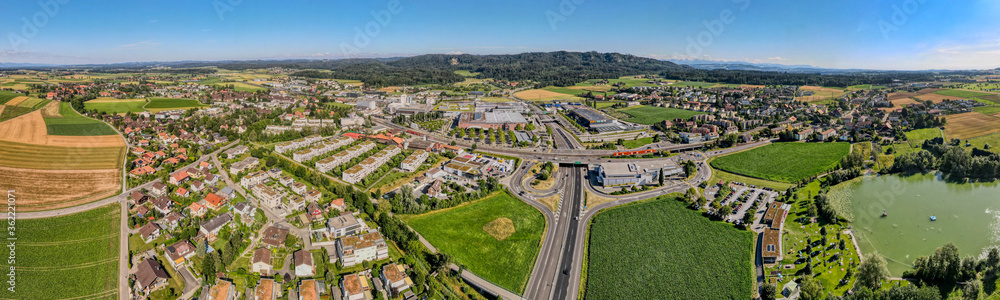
914;39;1000;69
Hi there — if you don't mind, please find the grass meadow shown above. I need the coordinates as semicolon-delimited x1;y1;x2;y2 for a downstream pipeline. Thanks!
615;105;706;125
710;142;850;183
402;192;544;293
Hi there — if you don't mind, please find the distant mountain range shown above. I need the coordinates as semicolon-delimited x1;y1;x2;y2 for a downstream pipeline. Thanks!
666;59;880;74
0;62;53;68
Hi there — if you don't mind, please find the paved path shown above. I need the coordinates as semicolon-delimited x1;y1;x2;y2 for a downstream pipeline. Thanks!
448;264;525;300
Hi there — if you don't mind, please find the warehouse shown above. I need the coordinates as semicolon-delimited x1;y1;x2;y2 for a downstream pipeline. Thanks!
568;108;612;128
457;111;528;129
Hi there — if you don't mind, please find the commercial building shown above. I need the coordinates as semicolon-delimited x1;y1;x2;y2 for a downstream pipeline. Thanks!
595;161;682;187
442;154;484;178
568;108;612;127
342;146;401;184
457;111;527;129
336;232;389;267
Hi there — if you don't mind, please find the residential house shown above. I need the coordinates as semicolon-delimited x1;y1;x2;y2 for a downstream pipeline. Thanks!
298;279;319;300
326;213;366;239
217;187;236;200
159;212;184;230
293;250;315;277
188;202;208;218
129;191;150;206
169;170;190;185
133;258;170;296
149;182;168;197
207;279;235;300
253;184;283;209
329;198;345;212
380;263;413;297
151;196;174;215
175;187;190;198
290;182;307;195
251;248;272;275
190;180;205;192
254;278;277;300
340;273;370;300
304;189;322;203
200;213;233;238
138;222;161;243
241;171;269;188
204;193;226;210
260;225;289;248
336;232;389;267
232;202;255;219
164;240;196;266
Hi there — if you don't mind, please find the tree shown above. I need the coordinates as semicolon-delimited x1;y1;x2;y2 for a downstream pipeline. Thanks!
202;252;217;281
856;252;889;291
963;279;981;300
761;284;777;300
285;234;297;248
658;168;664;186
196;239;208;257
799;275;825;300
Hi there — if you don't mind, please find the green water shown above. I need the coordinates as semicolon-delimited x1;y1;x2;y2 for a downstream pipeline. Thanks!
836;173;1000;276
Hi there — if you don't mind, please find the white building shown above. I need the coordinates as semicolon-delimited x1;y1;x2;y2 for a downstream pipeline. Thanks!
336;232;389;267
316;141;376;173
399;150;429;172
342;146;401;184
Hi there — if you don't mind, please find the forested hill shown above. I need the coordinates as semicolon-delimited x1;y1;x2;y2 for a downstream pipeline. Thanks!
389;51;691;86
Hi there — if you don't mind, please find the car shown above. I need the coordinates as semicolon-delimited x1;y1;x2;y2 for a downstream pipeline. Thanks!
563;268;571;275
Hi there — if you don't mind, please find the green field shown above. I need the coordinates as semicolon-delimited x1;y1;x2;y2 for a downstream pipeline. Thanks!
967;132;1000;154
144;98;207;110
616;105;706;125
0;204;120;300
973;106;1000;115
622;137;655;149
707;168;795;190
44;102;119;136
454;70;480;77
933;89;994;99
84;100;149;114
904;128;942;142
847;84;887;90
585;196;753;300
710;142;851;183
403;192;544;293
0;90;24;104
671;80;719;88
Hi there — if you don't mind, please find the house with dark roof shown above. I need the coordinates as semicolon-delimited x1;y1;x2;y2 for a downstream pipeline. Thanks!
200;213;233;238
150;182;168;197
132;258;170;296
260;225;289;248
293;249;315;276
251;248;272;275
138;222;161;243
164;240;196;266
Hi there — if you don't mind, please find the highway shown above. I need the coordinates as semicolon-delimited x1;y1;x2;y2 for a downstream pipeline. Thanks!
551;165;583;300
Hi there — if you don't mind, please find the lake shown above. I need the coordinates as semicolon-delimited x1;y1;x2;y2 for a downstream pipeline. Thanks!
831;173;1000;276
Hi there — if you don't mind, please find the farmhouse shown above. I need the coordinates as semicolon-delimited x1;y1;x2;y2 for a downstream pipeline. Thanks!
595;161;681;187
336;231;389;267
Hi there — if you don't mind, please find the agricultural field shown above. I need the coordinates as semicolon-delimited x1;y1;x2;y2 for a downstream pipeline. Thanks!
579;76;667;88
972;105;1000;115
84;99;149;114
584;196;753;300
514;88;583;101
402;192;544;293
0;90;25;104
904;128;942;142
615;105;706;125
44;102;119;136
944;112;1000;140
798;86;847;103
210;81;266;92
0;204;120;300
671;80;719;88
847;84;887;90
0;108;124;211
710;142;851;183
144;97;207;111
933;89;995;99
477;96;513;102
975;94;1000;104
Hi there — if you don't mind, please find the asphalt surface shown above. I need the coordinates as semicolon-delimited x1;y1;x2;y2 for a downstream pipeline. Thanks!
551;165;583;300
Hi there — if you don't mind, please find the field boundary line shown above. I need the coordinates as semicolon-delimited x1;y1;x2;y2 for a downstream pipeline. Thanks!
18;257;117;271
20;233;116;246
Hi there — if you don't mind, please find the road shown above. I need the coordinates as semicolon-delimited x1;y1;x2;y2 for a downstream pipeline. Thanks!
550;165;583;300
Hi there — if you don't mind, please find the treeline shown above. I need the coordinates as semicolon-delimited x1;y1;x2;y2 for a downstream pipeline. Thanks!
291;62;464;86
659;68;935;88
889;138;1000;181
389;177;502;214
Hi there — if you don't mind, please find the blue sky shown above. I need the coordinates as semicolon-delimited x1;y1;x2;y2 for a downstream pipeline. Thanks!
2;0;999;70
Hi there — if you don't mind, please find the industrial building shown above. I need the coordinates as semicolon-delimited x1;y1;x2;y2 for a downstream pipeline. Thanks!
457;111;528;129
568;108;612;127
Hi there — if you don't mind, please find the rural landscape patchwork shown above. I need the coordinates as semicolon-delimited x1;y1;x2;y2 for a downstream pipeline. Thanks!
3;1;1000;300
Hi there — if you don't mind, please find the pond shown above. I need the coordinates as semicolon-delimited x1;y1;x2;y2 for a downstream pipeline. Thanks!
831;173;1000;276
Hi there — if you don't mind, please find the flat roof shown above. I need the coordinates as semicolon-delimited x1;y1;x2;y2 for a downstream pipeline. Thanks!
762;228;781;258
